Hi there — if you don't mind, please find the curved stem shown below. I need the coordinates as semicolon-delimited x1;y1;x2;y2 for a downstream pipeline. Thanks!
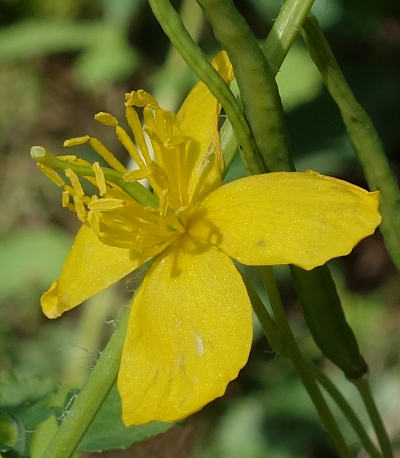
260;266;352;458
352;377;394;458
220;0;316;170
41;307;130;458
152;0;204;111
147;0;263;174
309;364;382;458
261;0;315;76
198;0;293;172
301;14;400;270
248;280;382;457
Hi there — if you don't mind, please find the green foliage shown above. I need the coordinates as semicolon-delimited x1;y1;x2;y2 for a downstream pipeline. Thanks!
78;384;173;452
0;228;71;301
0;372;56;457
0;20;139;87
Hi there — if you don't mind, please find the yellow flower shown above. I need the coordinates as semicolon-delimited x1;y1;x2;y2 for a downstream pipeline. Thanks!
32;52;381;426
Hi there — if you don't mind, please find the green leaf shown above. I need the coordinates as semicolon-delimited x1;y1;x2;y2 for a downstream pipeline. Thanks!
78;384;172;452
0;411;19;451
0;372;56;457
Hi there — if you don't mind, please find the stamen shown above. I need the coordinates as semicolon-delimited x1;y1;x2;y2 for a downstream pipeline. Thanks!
125;90;159;109
65;168;84;197
123;168;151;182
115;125;146;169
57;155;78;163
125;106;152;164
63;136;90;147
37;163;65;187
88;198;125;211
94;112;118;127
89;137;127;173
92;162;107;196
30;146;158;208
61;190;70;207
72;195;86;222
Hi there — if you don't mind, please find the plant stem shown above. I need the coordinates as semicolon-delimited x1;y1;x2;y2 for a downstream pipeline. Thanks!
309;364;383;458
261;0;316;76
62;288;117;388
219;0;316;169
152;0;203;111
352;377;394;458
248;281;382;457
301;14;400;270
41;307;130;458
260;266;352;458
197;0;293;172
147;0;263;174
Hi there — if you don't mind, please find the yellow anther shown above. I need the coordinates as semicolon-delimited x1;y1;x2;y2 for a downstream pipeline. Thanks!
61;190;70;207
37;163;65;187
92;162;107;196
72;195;86;222
123;168;152;182
63;136;90;147
57;154;78;163
115;125;146;169
125;106;152;164
94;112;118;127
159;189;169;216
88;198;125;212
65;168;84;198
125;90;159;109
89;137;126;173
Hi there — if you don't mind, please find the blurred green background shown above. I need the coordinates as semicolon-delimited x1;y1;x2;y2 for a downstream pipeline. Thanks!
0;0;399;456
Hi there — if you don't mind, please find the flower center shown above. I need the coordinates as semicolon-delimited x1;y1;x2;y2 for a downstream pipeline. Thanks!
30;90;201;256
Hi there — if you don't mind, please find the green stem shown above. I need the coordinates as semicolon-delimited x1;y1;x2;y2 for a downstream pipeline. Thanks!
242;277;287;356
147;0;263;174
62;288;117;388
152;0;204;111
309;364;383;458
261;0;316;76
248;281;382;457
260;266;352;458
352;377;394;458
41;307;130;458
301;14;400;270
198;0;294;172
220;0;315;171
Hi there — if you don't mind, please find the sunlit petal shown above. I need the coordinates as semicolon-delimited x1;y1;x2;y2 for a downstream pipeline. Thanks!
118;236;252;425
177;51;234;202
41;225;148;318
189;171;381;270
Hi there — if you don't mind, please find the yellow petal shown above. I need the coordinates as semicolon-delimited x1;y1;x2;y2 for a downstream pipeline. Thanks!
118;236;252;425
41;224;147;319
177;51;234;203
188;171;381;270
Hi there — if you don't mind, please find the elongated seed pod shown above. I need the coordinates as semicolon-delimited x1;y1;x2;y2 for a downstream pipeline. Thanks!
291;265;368;379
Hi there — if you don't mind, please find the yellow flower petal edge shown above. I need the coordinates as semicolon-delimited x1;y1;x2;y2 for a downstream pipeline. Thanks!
41;225;148;318
118;236;252;426
188;170;381;270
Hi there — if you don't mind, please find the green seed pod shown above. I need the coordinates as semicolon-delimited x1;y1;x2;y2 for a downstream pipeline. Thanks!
290;265;368;379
